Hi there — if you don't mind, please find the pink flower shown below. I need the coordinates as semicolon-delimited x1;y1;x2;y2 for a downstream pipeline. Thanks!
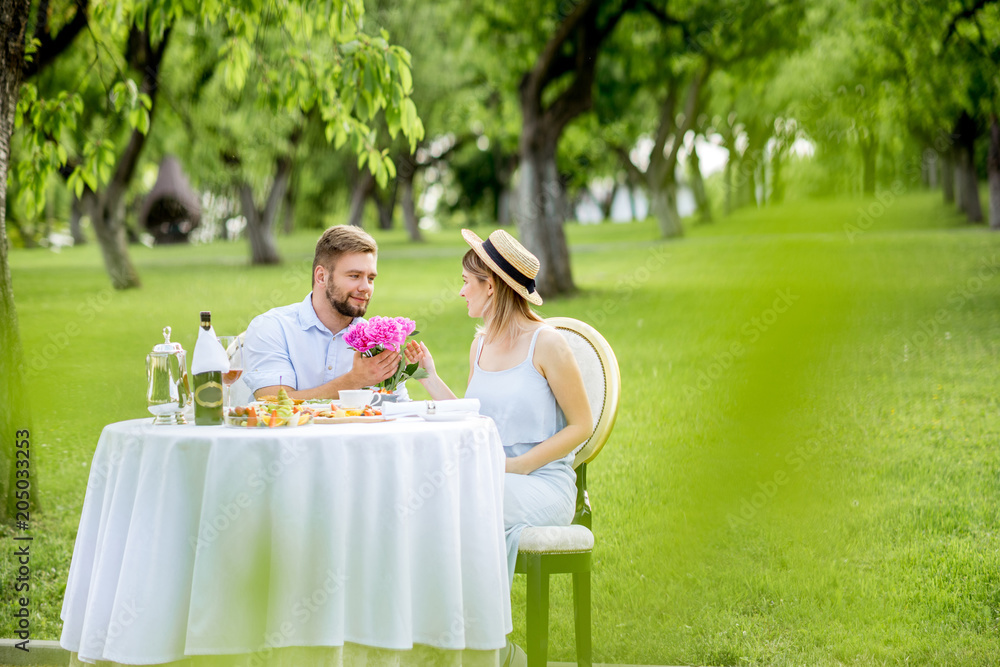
344;322;378;353
367;316;406;351
343;315;427;391
345;316;419;358
394;317;416;337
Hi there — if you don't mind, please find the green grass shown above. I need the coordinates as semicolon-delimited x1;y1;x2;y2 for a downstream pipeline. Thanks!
3;189;999;665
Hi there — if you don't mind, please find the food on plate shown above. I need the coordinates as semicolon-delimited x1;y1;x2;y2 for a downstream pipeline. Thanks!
313;405;382;419
255;391;306;405
226;389;316;427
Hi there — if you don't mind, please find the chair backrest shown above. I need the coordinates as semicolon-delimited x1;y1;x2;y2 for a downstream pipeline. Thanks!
545;317;621;468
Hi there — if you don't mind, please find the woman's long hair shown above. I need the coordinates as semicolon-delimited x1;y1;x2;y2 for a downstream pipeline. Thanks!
463;249;543;345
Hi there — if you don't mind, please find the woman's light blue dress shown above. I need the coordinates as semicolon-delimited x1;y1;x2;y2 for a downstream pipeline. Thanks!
465;326;577;588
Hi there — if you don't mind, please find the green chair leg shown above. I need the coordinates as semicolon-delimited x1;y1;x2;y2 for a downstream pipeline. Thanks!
573;570;592;667
525;554;549;667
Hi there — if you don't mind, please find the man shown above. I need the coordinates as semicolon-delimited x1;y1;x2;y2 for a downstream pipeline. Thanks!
242;225;402;400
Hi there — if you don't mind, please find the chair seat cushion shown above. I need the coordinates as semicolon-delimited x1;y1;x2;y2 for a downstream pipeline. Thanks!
518;524;594;554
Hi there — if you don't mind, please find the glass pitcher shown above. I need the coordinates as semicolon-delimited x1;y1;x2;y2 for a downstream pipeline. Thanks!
146;326;192;425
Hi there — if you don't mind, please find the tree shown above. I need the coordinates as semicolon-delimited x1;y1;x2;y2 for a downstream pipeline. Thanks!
611;0;805;234
469;0;639;296
1;0;35;523
12;0;424;277
1;0;424;520
515;0;641;295
940;1;1000;227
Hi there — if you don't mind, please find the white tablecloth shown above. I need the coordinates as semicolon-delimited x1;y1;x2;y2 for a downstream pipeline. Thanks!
60;418;511;665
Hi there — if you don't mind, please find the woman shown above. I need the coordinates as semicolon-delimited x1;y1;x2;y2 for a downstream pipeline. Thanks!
406;229;593;590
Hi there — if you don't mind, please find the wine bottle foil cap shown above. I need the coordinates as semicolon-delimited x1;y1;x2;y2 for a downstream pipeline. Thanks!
201;311;211;319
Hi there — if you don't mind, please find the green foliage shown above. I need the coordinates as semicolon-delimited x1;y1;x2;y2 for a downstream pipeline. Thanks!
12;0;424;217
4;194;1000;663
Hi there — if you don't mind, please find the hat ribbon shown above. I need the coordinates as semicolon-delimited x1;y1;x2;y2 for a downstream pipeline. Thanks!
482;238;537;294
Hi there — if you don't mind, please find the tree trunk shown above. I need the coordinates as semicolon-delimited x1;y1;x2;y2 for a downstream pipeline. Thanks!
860;134;877;196
688;141;712;220
942;153;955;203
953;151;964;211
374;181;397;231
514;0;631;296
645;62;710;236
1;0;34;523
739;153;758;208
242;198;279;265
281;165;297;235
516;141;575;296
70;194;86;244
495;153;516;227
87;190;142;288
925;149;938;189
87;23;172;289
732;144;760;209
597;181;617;220
649;176;682;238
724;156;733;215
516;144;574;299
770;151;784;205
954;111;983;222
347;169;374;228
988;114;1000;230
398;156;423;242
241;154;292;265
497;187;512;226
955;144;983;223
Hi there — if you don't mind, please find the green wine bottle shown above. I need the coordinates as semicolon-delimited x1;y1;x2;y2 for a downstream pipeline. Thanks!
193;311;224;425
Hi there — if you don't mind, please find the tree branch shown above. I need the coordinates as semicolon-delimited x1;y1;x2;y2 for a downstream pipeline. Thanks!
106;24;172;206
648;70;681;177
24;0;89;79
637;0;685;30
943;0;998;45
665;60;711;166
520;0;600;109
262;126;302;224
33;0;50;43
610;143;645;182
597;0;640;42
545;0;638;136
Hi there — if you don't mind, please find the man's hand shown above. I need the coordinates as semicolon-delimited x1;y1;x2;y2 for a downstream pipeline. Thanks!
348;349;401;388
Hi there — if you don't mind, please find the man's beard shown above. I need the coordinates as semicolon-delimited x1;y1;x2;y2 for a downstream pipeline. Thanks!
326;280;367;318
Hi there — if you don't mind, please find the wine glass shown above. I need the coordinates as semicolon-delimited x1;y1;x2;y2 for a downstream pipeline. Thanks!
217;335;244;413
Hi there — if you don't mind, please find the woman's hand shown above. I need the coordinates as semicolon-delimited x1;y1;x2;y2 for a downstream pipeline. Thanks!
405;339;457;400
405;340;437;377
504;455;529;475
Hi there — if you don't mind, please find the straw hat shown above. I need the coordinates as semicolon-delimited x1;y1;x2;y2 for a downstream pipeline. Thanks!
461;229;543;305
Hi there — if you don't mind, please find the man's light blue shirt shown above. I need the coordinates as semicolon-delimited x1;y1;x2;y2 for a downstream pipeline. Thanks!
241;292;407;399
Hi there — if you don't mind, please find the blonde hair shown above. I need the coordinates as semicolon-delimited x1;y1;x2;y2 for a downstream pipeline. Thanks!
463;249;542;344
313;225;378;275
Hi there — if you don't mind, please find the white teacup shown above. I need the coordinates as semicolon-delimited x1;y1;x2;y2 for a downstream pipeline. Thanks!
338;389;374;409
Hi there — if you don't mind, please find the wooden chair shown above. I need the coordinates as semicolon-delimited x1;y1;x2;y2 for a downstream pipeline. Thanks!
514;317;621;667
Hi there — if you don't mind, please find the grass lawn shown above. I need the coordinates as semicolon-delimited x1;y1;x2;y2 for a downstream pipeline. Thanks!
2;189;999;665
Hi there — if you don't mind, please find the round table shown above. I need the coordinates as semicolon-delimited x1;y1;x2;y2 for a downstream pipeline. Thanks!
60;417;511;666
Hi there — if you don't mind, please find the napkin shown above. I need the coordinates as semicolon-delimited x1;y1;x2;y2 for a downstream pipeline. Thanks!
191;325;231;375
380;398;481;418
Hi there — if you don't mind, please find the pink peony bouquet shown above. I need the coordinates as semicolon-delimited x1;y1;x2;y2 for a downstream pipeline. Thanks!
344;316;427;393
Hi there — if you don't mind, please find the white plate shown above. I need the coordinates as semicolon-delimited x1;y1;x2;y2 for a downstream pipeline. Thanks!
421;412;478;422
